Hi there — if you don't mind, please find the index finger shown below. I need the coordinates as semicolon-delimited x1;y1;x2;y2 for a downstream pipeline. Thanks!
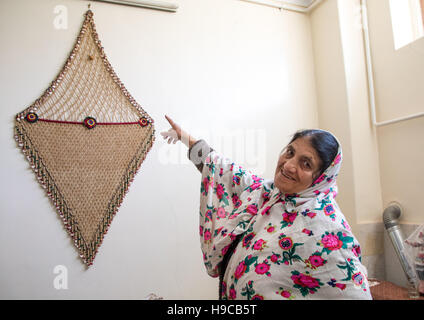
165;115;178;129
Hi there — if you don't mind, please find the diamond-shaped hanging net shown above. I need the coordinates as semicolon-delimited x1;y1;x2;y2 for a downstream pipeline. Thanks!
14;10;155;266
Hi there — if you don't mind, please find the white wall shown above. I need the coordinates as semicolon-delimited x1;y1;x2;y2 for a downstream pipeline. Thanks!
0;0;318;299
366;0;424;225
310;0;361;236
312;0;385;280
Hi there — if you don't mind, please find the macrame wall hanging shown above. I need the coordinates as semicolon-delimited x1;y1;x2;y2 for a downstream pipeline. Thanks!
14;9;155;267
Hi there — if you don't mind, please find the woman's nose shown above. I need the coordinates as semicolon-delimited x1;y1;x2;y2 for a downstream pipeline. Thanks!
284;158;297;173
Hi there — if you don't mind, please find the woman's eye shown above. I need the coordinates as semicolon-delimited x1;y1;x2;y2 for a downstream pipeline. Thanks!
303;160;311;169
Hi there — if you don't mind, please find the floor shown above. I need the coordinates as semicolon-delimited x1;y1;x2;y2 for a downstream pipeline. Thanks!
369;278;424;300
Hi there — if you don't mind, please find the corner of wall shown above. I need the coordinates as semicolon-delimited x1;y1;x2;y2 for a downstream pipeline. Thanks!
311;0;385;277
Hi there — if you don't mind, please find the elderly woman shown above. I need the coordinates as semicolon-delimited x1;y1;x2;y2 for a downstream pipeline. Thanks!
162;115;371;300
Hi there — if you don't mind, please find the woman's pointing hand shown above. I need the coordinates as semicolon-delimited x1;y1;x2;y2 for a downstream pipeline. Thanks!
161;115;197;148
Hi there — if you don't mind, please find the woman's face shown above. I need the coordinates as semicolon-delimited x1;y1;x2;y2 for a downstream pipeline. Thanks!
274;137;322;194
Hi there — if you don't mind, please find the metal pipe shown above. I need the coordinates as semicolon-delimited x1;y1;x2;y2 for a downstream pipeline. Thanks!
383;203;418;285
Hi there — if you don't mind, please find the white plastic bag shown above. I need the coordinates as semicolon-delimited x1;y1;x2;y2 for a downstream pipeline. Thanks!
405;224;424;294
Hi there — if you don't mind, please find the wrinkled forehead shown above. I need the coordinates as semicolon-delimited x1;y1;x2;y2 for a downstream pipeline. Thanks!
288;137;322;163
280;136;315;154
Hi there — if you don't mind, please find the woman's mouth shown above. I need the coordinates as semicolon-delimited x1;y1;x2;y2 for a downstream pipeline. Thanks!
280;169;295;181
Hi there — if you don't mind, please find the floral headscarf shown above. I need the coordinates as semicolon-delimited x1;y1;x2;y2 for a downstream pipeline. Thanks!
279;131;343;214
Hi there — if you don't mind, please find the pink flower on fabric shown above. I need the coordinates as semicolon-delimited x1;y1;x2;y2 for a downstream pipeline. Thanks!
352;272;364;286
333;153;341;166
252;175;261;183
266;225;275;233
270;254;279;263
321;233;343;251
234;261;247;280
306;254;326;269
353;245;361;257
216;227;223;236
222;244;230;256
307;211;316;219
199;226;203;236
255;261;270;275
261;206;271;216
249;182;262;191
247;204;258;215
229;288;237;300
336;283;347;290
232;194;240;205
202;177;212;195
323;204;335;216
216;207;227;219
204;177;212;189
291;273;320;289
221;281;227;297
205;209;213;222
204;229;212;242
282;211;297;224
216;184;225;199
312;173;326;185
242;232;255;248
309;255;324;267
302;228;313;236
279;237;293;250
275;288;293;299
229;212;239;220
252;239;267;251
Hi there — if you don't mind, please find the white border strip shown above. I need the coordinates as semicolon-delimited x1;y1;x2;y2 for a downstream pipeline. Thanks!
239;0;322;13
91;0;178;12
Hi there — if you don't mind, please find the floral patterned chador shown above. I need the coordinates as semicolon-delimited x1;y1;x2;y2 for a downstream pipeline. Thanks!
189;139;371;300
